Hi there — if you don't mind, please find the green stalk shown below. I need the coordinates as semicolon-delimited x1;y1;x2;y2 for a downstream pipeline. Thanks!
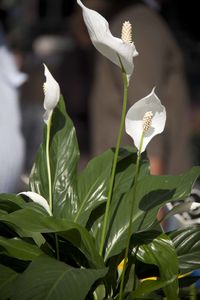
46;111;59;260
46;111;53;211
99;67;128;257
119;132;144;300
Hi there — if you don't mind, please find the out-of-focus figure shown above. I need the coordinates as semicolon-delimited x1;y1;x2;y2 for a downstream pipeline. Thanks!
0;23;26;192
90;0;191;175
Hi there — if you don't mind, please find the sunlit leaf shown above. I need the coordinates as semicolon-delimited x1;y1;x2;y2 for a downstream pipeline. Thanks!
169;225;200;273
30;97;80;219
103;167;200;260
137;234;179;299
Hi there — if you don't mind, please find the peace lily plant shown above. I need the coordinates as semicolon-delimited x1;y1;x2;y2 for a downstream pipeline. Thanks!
0;2;200;300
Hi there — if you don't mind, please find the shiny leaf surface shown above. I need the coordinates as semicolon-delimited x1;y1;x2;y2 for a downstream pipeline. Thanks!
137;234;179;299
103;167;200;259
91;149;149;255
75;149;114;226
169;225;200;272
30;97;80;219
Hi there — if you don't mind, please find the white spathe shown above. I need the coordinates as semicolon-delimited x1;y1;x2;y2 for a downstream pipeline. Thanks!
19;191;52;216
125;88;166;152
77;0;138;79
43;64;60;123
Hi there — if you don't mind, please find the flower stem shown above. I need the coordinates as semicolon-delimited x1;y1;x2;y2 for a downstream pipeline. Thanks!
99;68;128;257
46;112;53;211
46;112;60;260
119;132;144;300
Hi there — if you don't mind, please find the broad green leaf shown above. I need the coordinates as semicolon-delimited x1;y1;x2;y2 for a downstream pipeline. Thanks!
138;167;200;211
90;149;149;253
0;264;18;300
0;208;103;268
0;193;52;216
0;194;25;213
16;228;45;248
132;276;177;298
0;194;50;248
76;147;148;228
169;225;200;273
103;167;200;260
137;234;179;300
102;187;157;260
113;148;149;197
75;149;114;226
0;236;43;261
12;255;107;300
30;97;80;219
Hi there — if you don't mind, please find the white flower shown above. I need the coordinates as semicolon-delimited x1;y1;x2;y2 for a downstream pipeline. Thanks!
125;88;166;152
19;191;52;216
77;0;138;79
43;64;60;123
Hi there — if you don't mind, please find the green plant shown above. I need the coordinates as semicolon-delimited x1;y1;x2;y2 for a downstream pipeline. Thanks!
0;2;200;300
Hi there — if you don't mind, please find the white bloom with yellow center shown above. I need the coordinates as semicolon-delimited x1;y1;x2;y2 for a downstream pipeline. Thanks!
77;0;138;79
43;64;60;123
125;88;166;152
19;191;52;216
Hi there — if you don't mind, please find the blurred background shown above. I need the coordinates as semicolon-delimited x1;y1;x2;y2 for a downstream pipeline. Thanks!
0;0;200;194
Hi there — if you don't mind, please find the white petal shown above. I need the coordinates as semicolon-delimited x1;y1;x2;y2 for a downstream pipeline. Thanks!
125;88;166;152
77;0;138;77
43;64;60;123
19;192;52;216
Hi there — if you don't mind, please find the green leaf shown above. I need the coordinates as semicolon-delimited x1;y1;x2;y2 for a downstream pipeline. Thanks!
0;236;44;261
0;194;25;213
0;208;103;268
160;201;192;224
16;228;45;248
132;276;177;298
169;225;200;273
75;149;114;226
0;194;50;248
76;147;148;228
93;284;106;300
138;167;200;211
103;167;200;260
101;187;156;260
30;97;80;219
90;148;149;255
137;234;179;300
0;264;18;300
12;255;107;300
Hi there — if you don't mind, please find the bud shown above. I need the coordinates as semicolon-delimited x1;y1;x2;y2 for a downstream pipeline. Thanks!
121;21;132;44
